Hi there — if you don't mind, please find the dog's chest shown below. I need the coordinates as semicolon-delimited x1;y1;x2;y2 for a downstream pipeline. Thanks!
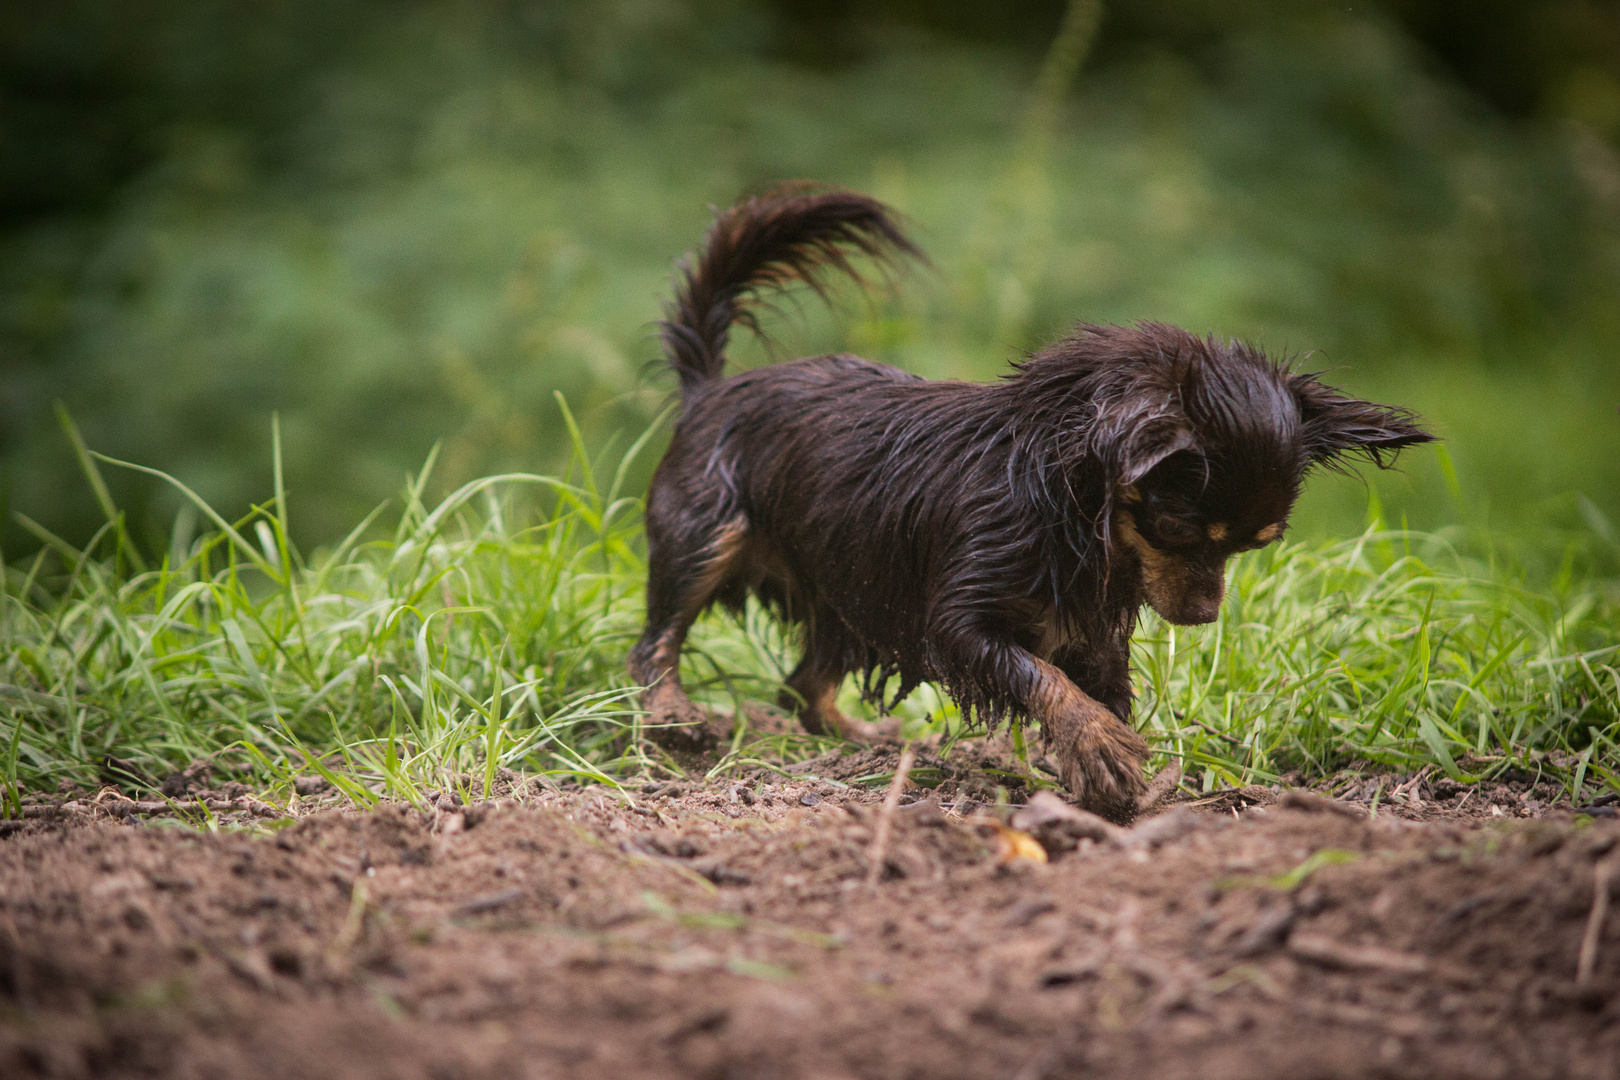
1036;610;1075;658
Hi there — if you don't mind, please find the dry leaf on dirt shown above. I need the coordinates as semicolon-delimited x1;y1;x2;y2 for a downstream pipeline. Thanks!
992;824;1048;865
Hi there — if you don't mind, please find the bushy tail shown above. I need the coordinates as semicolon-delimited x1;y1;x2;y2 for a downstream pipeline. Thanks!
660;183;924;397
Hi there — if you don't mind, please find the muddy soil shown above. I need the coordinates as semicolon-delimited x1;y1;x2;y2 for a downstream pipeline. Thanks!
2;751;1618;1080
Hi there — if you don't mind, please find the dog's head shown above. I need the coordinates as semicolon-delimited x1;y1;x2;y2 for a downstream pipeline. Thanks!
1035;323;1434;626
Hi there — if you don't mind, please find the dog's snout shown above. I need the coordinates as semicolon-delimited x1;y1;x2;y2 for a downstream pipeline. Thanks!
1115;514;1233;626
1187;568;1227;624
1182;596;1223;625
1159;566;1225;626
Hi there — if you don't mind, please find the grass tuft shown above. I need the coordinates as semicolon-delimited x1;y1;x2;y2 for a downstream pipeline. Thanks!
1135;529;1620;798
2;418;1617;812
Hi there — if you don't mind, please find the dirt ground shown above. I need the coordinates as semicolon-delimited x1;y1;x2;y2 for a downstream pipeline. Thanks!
2;745;1619;1080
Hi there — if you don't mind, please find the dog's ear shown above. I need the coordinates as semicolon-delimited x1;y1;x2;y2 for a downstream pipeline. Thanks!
1291;375;1435;468
1119;419;1199;485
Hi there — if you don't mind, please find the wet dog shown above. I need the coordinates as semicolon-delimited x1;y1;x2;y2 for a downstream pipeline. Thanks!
629;185;1433;820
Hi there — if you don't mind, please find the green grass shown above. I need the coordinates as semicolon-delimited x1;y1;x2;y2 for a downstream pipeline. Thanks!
0;405;842;814
1135;527;1620;794
2;409;1617;815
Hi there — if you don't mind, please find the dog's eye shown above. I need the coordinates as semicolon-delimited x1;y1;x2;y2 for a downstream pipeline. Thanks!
1153;517;1201;545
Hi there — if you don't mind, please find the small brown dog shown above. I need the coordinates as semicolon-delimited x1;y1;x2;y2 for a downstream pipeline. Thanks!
629;185;1432;820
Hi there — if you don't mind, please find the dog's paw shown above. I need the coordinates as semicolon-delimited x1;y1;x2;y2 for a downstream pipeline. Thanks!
1052;707;1150;825
642;686;728;752
833;714;903;744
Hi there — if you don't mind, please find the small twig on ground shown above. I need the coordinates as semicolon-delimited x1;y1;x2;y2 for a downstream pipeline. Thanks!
1577;858;1613;987
452;887;526;917
865;743;917;888
1391;765;1434;805
1288;932;1429;975
332;879;370;954
1278;789;1365;820
20;796;282;820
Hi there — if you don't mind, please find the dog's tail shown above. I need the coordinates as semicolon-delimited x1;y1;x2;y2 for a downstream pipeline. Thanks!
660;184;923;397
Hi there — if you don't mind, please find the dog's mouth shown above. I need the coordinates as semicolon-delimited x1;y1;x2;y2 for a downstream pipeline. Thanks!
1115;515;1227;626
1145;565;1225;626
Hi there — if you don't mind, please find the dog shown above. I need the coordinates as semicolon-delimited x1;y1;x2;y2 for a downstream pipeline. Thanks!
628;184;1433;821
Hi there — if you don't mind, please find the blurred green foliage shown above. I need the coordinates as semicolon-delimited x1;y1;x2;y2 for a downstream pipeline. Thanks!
2;0;1619;560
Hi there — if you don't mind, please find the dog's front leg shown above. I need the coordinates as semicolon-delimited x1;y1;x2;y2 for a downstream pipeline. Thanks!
1030;657;1149;822
984;646;1148;822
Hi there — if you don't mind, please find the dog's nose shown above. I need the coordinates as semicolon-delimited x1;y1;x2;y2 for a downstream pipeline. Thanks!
1161;597;1221;626
1179;585;1224;625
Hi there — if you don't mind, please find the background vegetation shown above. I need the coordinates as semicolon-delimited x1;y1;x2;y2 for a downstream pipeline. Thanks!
4;0;1619;552
1;1;1617;802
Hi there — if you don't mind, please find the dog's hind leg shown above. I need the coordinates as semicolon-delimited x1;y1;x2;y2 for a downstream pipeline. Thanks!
774;647;900;748
629;514;749;752
776;608;904;742
778;647;846;738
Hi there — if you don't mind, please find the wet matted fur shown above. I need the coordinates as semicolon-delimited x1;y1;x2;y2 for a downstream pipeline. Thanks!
629;184;1433;821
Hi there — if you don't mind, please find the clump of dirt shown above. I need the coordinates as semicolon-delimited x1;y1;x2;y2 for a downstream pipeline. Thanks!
2;751;1618;1079
754;730;1058;810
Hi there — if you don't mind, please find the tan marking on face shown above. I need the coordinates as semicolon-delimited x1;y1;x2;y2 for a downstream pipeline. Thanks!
1207;522;1228;542
1255;522;1284;543
1116;513;1193;616
1118;484;1143;504
1116;514;1227;624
